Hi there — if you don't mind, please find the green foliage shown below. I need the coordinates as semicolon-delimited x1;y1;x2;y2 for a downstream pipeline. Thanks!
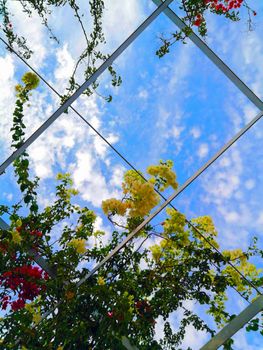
11;73;40;214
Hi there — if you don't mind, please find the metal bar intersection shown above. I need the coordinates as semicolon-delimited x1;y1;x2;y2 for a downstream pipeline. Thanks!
0;0;173;176
152;0;263;111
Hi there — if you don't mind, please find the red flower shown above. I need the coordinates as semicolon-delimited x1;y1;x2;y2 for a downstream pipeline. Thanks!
193;19;202;26
0;264;48;311
30;230;43;238
193;14;203;27
11;298;25;311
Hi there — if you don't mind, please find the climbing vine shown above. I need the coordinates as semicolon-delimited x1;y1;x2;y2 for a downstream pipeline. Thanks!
0;0;256;101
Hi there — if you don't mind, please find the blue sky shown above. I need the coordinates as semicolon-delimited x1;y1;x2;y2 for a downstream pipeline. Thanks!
0;0;263;348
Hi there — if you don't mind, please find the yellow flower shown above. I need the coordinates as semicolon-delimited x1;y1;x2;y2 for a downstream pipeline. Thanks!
21;72;40;90
192;216;217;236
32;313;41;324
150;244;162;262
97;277;105;286
101;198;128;216
68;238;87;254
16;219;22;227
25;303;33;313
147;161;178;191
11;230;22;244
15;84;22;92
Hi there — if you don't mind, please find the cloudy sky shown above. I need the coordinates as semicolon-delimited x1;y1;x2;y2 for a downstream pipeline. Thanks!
0;0;263;348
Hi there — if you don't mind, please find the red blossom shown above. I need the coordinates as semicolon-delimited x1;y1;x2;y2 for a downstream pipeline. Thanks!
0;264;48;311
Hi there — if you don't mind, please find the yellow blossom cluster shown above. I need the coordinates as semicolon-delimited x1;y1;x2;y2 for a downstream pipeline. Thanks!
191;215;219;248
123;291;134;314
147;161;178;191
101;198;129;216
97;276;106;286
123;170;160;217
21;72;40;90
101;161;180;222
163;208;186;235
149;244;163;262
11;229;22;244
59;188;79;202
222;266;246;292
67;238;87;254
122;169;145;193
56;172;72;182
161;208;189;248
222;248;261;290
191;216;217;236
128;181;159;217
15;72;40;96
222;249;244;262
102;169;160;219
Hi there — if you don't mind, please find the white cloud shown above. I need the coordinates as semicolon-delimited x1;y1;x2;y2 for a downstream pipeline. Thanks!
138;89;149;99
71;150;121;207
103;0;145;48
190;127;201;139
54;44;75;93
109;165;126;187
172;125;184;139
198;143;209;158
0;54;16;154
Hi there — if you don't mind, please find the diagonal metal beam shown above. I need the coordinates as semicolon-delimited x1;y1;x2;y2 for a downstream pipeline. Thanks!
0;0;173;176
152;0;263;111
0;217;56;278
200;296;263;350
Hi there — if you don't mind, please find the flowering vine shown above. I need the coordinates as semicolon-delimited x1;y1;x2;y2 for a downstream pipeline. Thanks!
0;0;256;103
156;0;256;57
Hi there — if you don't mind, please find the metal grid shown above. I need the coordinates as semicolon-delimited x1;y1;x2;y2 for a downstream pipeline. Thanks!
0;0;263;348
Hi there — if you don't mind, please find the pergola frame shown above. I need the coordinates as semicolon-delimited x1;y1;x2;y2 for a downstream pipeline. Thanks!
0;1;262;348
